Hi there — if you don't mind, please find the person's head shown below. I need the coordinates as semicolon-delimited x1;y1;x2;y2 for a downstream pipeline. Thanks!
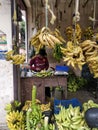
39;47;47;57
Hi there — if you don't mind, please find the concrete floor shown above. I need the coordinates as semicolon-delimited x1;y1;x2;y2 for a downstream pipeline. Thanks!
0;125;8;130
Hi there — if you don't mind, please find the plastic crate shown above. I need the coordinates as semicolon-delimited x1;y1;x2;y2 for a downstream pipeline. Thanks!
54;98;82;114
55;65;69;72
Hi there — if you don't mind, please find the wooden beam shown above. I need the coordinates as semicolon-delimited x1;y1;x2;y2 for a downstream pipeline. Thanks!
82;0;89;8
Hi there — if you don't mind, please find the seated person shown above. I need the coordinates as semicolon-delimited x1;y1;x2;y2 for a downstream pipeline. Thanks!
29;48;49;72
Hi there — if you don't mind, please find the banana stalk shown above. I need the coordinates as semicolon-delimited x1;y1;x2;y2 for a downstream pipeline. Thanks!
32;85;37;108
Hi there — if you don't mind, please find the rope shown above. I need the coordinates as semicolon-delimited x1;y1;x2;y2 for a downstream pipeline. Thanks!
73;0;80;45
45;0;48;28
93;0;96;29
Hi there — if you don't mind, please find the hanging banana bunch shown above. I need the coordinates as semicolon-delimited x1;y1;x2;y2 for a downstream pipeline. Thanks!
66;24;82;42
80;40;98;78
5;50;14;61
30;27;65;53
11;54;26;65
61;41;85;70
5;50;26;65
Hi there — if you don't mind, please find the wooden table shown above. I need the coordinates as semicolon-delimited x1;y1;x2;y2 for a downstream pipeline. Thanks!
20;76;67;103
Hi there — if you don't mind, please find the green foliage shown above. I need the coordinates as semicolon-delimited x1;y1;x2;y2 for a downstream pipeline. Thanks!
53;44;63;62
67;71;87;92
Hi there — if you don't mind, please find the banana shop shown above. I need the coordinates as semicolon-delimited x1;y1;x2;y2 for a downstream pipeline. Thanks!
3;0;98;130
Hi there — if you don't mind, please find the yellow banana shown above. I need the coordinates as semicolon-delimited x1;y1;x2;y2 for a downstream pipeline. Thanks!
48;34;62;44
46;33;55;48
5;50;14;55
38;32;46;45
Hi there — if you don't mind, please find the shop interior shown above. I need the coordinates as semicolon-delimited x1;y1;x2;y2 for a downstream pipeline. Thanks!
5;0;98;129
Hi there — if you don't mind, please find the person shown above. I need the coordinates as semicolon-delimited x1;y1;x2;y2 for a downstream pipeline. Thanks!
29;47;49;72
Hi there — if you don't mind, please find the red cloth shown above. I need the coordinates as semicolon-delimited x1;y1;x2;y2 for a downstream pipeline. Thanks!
30;55;49;72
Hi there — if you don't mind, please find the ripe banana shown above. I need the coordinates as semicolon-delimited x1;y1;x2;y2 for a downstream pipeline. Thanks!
30;27;65;51
47;33;62;45
6;111;25;130
5;50;14;61
11;54;25;65
45;33;55;48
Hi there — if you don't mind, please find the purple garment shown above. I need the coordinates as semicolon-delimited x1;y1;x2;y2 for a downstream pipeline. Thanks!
30;55;49;72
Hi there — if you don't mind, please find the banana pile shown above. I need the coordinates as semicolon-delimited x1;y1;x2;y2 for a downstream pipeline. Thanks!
80;40;98;78
83;100;98;112
5;50;26;65
22;100;51;116
40;102;51;112
34;70;53;77
61;41;85;70
55;105;88;130
55;100;98;130
66;24;82;42
6;110;25;130
30;27;66;52
22;99;41;111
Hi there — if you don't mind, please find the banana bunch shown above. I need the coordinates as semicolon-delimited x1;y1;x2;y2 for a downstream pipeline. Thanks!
65;26;73;41
26;85;43;130
83;27;94;40
34;70;53;77
83;100;98;112
61;41;85;70
40;102;51;112
5;50;14;61
55;105;89;130
80;40;98;78
26;105;43;130
5;50;26;65
66;24;82;42
6;110;25;130
5;103;12;114
53;28;66;44
22;100;32;111
5;100;21;114
22;99;41;111
11;54;26;65
48;123;55;130
30;27;65;52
